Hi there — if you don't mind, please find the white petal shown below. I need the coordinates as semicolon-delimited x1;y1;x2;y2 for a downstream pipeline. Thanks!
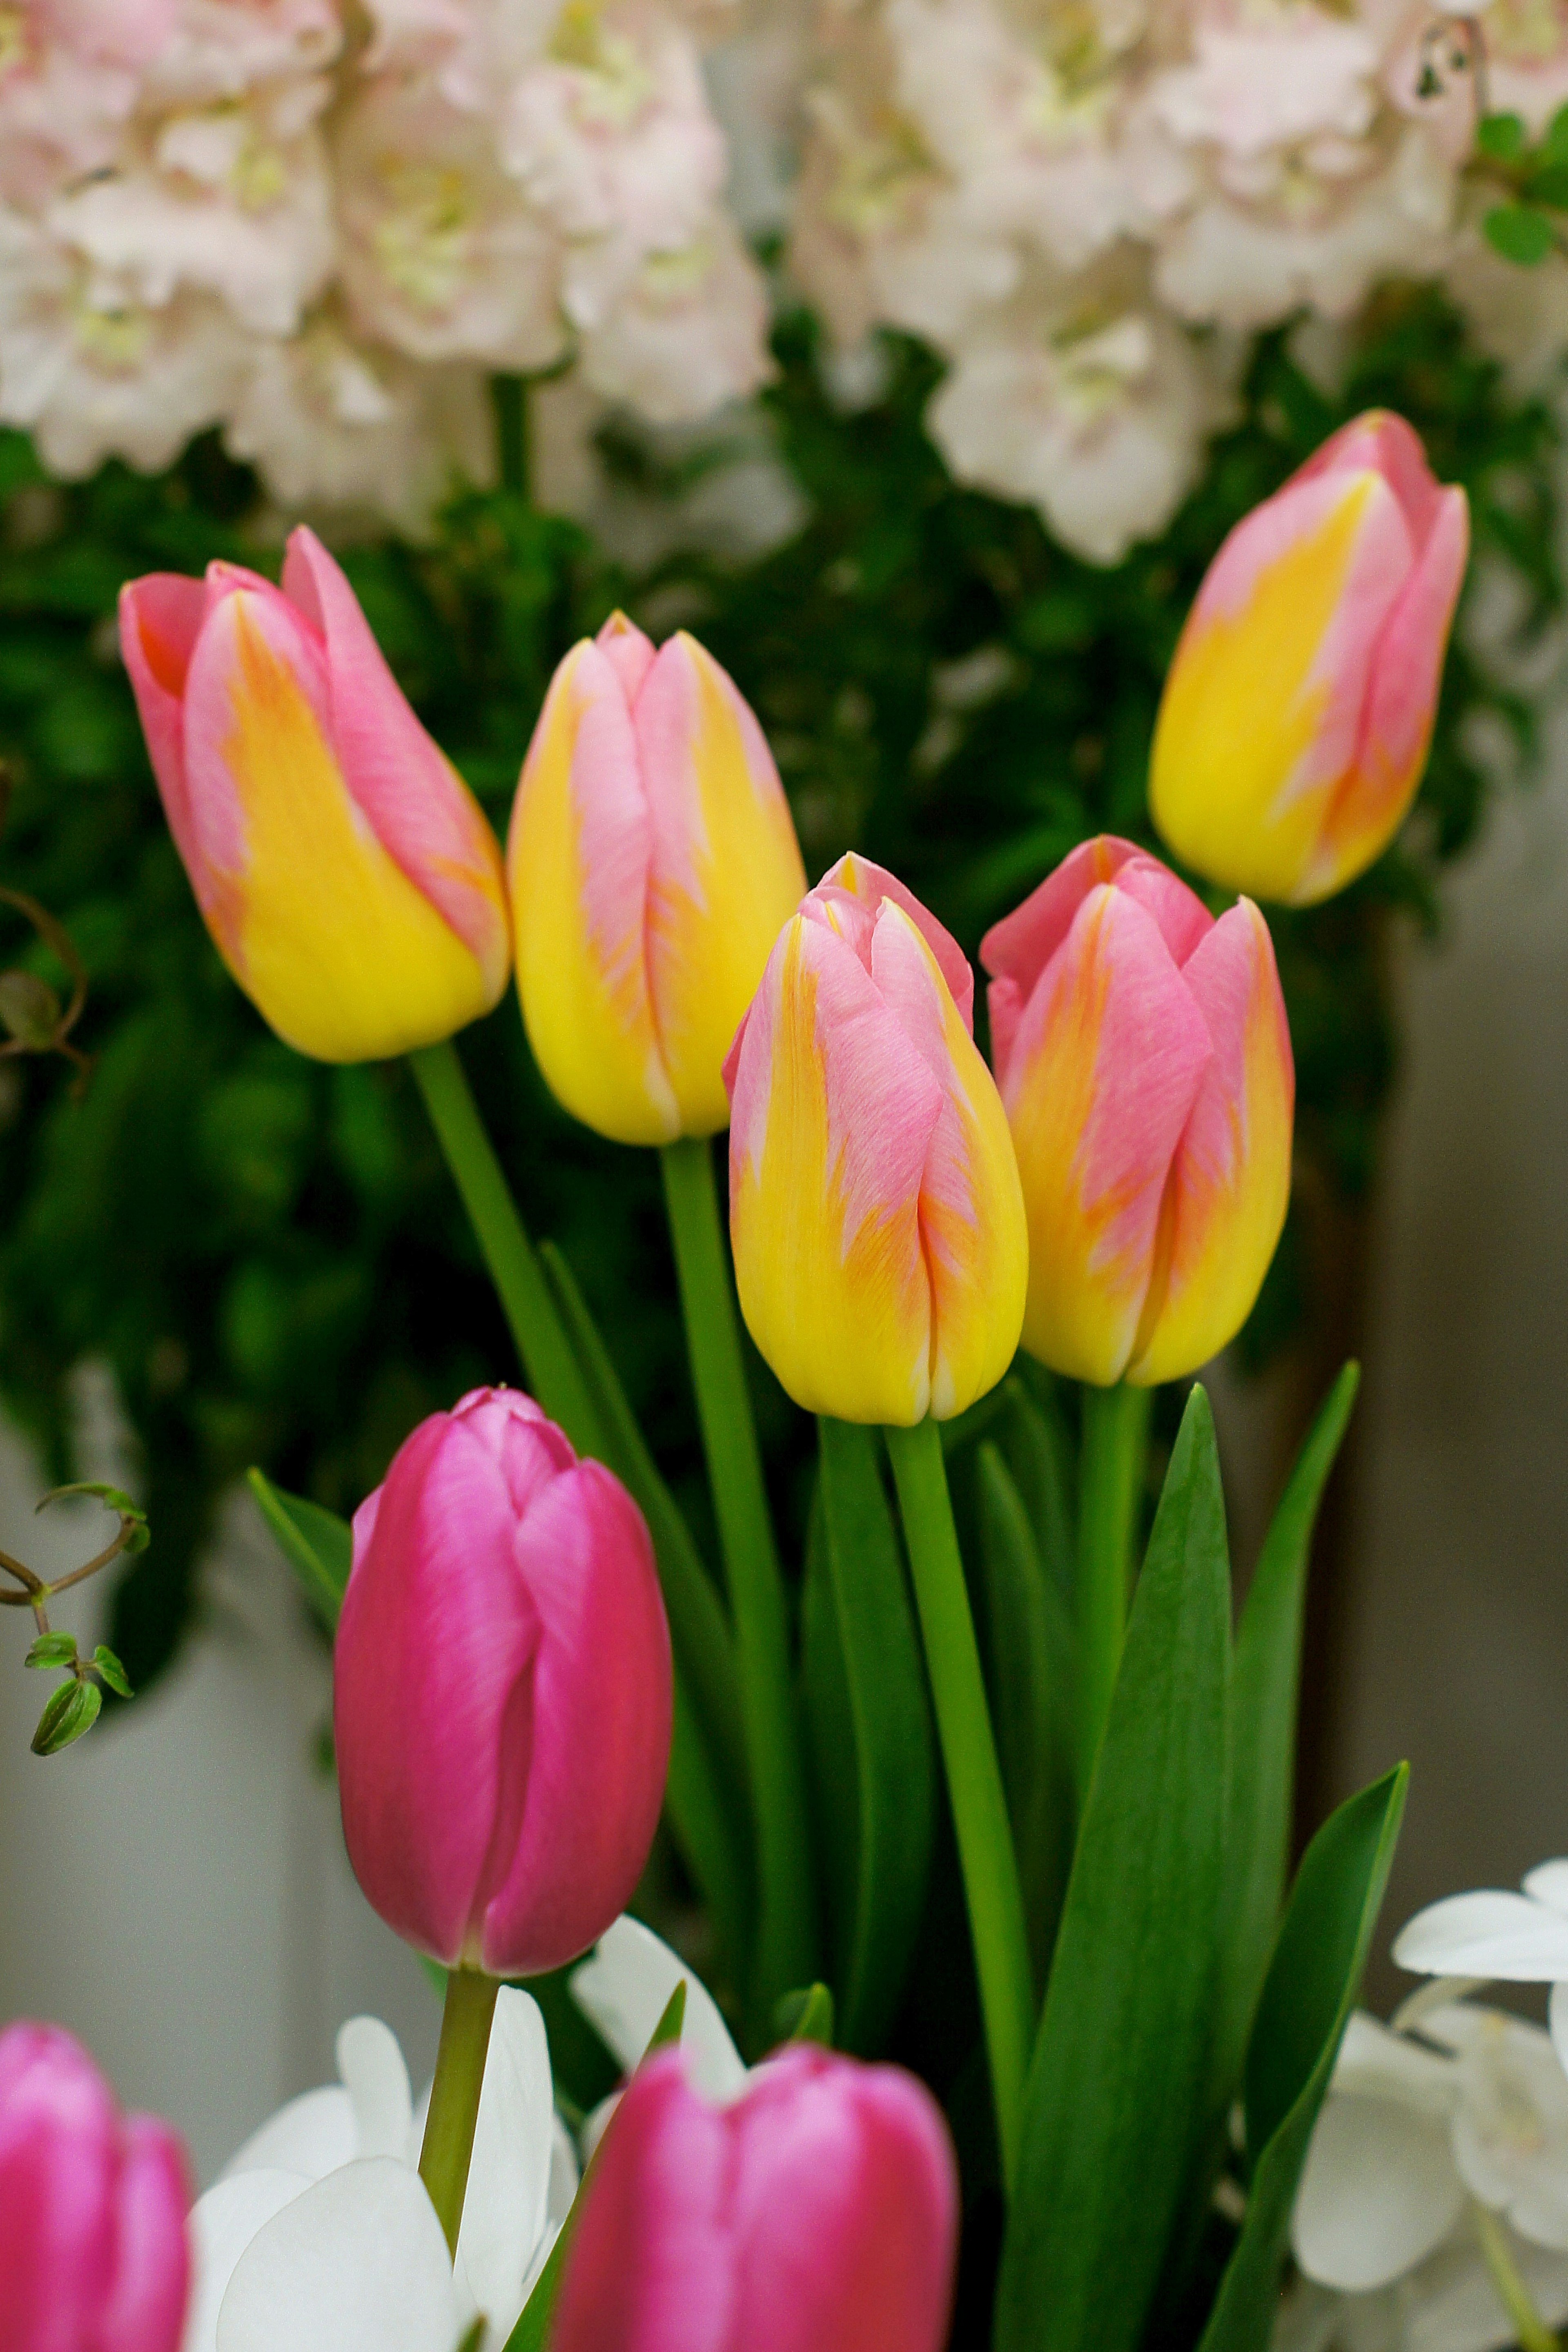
546;2117;579;2230
1394;1893;1568;1982
1333;2013;1458;2115
183;2172;311;2352
217;2158;462;2352
1293;2093;1464;2291
1550;1984;1568;2079
569;1915;745;2102
1523;1863;1568;1918
337;2018;413;2161
221;2087;358;2183
1450;2013;1568;2250
1403;2225;1568;2352
451;1989;556;2338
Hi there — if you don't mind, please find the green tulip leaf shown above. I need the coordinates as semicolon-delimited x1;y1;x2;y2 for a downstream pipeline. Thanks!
1196;1763;1409;2352
775;1982;836;2047
31;1676;102;1756
247;1468;352;1633
994;1385;1231;2352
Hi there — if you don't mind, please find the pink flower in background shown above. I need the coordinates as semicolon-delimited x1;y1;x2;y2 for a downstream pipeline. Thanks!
334;1386;672;1977
549;2043;959;2352
119;523;510;1061
981;836;1294;1388
0;2021;190;2352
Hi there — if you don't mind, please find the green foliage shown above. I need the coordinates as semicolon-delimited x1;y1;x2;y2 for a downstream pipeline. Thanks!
31;1673;101;1754
1477;107;1568;263
246;1468;350;1633
0;284;1555;1723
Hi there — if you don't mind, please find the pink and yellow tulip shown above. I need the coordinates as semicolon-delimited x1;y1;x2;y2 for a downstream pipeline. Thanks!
0;2021;190;2352
1149;410;1469;906
334;1385;672;1978
550;2042;958;2352
981;837;1292;1388
120;528;510;1063
725;855;1027;1426
508;614;806;1145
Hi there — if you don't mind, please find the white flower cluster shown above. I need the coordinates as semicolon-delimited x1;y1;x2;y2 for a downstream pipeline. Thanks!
1281;1859;1568;2352
787;0;1568;562
0;0;773;530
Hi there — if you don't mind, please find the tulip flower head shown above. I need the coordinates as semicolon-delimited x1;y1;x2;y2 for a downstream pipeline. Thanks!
981;837;1292;1388
334;1385;672;1978
0;2020;190;2352
550;2042;959;2352
508;613;807;1144
725;854;1027;1426
120;528;510;1062
1149;410;1469;906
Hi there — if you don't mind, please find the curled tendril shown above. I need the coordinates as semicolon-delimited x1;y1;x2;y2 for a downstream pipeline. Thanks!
0;761;92;1095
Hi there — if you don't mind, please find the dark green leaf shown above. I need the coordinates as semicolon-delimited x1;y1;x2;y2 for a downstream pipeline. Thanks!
995;1386;1231;2352
1477;110;1526;160
1483;203;1556;264
31;1676;102;1755
25;1630;77;1668
810;1417;935;2054
775;1982;836;2046
247;1468;352;1633
90;1643;134;1698
1196;1764;1409;2352
975;1440;1074;1991
1213;1364;1360;2107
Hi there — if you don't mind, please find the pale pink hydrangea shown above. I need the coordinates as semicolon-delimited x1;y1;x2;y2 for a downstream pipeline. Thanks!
138;0;341;105
334;74;564;370
575;207;773;419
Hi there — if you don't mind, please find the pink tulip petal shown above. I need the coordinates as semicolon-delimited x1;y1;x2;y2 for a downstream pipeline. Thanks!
480;1461;671;1976
868;901;1027;1418
1294;409;1445;547
1002;884;1212;1385
1306;484;1469;903
336;1412;543;1965
728;911;943;1424
808;853;975;1031
119;574;225;910
596;610;657;704
98;2118;191;2352
281;528;508;991
1129;899;1293;1385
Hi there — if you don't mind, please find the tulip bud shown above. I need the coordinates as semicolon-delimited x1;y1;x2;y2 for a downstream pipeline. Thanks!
1149;410;1469;906
981;836;1292;1388
724;853;1027;1426
0;2021;190;2352
120;528;510;1062
508;613;807;1145
333;1385;672;1978
550;2043;958;2352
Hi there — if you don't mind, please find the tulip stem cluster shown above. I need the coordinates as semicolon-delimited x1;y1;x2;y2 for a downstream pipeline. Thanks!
419;1967;502;2258
885;1419;1036;2190
408;1039;599;1448
1074;1384;1154;1808
659;1135;819;2022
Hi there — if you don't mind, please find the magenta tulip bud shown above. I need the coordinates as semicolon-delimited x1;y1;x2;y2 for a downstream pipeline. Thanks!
333;1385;673;1977
0;2022;191;2352
550;2044;959;2352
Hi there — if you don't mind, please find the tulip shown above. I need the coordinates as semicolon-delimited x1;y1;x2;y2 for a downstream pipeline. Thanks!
980;835;1292;1388
0;2020;190;2352
120;527;510;1062
333;1385;672;1978
508;612;807;1145
724;853;1027;1425
549;2043;959;2352
1149;410;1469;906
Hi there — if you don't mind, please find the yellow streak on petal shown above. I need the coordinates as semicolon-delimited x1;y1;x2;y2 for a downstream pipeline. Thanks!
223;604;493;1062
650;646;806;1136
1149;474;1382;903
732;923;930;1425
510;650;679;1145
921;957;1027;1421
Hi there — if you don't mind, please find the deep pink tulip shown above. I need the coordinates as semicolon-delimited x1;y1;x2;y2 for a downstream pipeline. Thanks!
334;1385;673;1977
0;2022;190;2352
550;2044;959;2352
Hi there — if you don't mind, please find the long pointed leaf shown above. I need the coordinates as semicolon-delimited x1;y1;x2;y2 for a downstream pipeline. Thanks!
812;1418;935;2054
1215;1364;1361;2106
995;1385;1231;2352
248;1468;352;1631
1196;1762;1409;2352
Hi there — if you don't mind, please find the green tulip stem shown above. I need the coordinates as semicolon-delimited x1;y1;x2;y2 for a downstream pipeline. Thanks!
419;1967;500;2258
408;1039;600;1450
659;1135;817;2022
492;374;529;498
1075;1381;1153;1809
885;1415;1035;2192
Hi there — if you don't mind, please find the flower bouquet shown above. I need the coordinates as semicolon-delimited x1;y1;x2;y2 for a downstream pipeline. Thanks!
6;390;1552;2352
